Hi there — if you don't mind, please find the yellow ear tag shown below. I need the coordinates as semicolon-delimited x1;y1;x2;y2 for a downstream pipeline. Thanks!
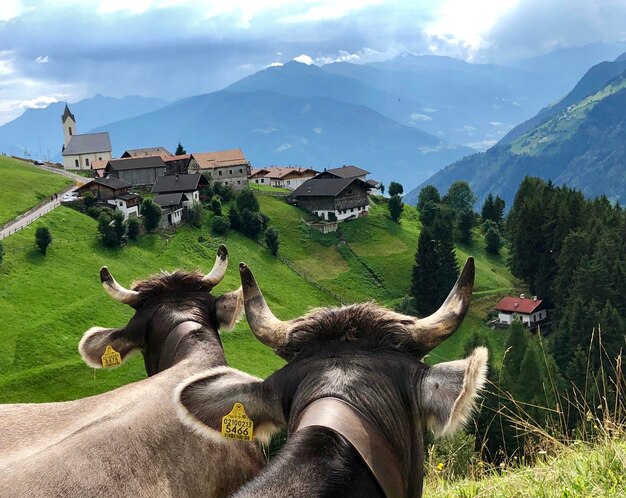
221;402;254;441
101;345;122;368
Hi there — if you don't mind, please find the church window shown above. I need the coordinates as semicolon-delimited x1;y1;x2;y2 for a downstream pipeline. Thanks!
69;127;73;136
74;159;79;168
85;158;90;167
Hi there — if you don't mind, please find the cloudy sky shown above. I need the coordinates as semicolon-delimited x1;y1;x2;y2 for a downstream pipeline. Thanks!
0;0;625;125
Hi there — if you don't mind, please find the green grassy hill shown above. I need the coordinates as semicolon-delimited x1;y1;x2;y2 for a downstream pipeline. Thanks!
0;196;514;403
0;156;72;226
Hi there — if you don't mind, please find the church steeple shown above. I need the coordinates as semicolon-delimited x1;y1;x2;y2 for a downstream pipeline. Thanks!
61;103;76;148
61;103;75;124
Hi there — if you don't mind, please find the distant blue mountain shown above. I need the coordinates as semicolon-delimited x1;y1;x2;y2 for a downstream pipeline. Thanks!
92;89;473;189
322;55;558;149
0;94;168;161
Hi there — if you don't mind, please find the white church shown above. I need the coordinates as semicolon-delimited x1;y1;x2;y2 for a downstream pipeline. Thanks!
61;104;112;171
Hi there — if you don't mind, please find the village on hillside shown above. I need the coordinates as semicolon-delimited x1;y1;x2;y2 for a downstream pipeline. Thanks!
58;104;382;231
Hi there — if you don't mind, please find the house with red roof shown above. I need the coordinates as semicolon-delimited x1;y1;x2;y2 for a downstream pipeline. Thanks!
494;294;548;328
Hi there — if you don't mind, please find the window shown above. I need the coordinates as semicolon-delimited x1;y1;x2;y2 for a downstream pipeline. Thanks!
69;127;73;136
229;169;232;174
237;180;241;184
99;157;102;160
287;180;291;185
239;168;243;173
261;179;264;183
74;159;79;168
218;170;223;176
85;158;90;167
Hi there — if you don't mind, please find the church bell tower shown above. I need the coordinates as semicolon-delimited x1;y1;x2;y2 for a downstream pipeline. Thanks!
61;103;76;150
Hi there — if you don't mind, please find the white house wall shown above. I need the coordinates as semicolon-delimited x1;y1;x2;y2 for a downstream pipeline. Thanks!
314;204;369;222
64;151;112;170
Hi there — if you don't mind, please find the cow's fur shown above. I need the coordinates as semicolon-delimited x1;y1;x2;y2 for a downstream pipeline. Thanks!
178;301;488;498
0;267;267;498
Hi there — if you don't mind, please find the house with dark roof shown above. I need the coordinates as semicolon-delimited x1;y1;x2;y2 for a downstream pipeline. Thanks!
494;295;549;329
105;156;167;187
163;154;191;176
153;193;185;228
249;166;318;190
287;177;372;222
315;165;370;181
188;149;251;189
61;104;112;171
74;177;142;220
151;173;207;209
121;147;172;159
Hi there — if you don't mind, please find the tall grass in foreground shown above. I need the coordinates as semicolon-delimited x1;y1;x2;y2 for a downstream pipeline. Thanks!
425;326;626;497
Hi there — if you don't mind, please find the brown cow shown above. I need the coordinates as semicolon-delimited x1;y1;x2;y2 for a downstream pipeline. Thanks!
0;246;275;497
177;257;487;497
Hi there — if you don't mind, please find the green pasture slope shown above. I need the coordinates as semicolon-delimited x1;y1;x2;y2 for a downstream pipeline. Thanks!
0;195;515;403
0;156;72;226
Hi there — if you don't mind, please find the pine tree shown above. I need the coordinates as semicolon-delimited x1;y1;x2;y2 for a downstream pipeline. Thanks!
175;142;186;155
35;226;52;254
481;193;495;223
416;185;440;211
388;195;403;222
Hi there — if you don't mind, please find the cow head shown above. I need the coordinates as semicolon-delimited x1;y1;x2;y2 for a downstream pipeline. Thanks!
176;258;487;495
78;245;243;376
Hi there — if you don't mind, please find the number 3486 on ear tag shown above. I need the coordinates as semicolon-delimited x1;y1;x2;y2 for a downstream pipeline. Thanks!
101;345;122;368
221;403;254;441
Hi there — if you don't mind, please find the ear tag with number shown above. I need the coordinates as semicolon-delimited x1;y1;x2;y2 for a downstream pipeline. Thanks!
221;402;254;441
101;345;122;368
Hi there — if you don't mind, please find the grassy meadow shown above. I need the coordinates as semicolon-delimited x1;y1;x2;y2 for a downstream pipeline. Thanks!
0;194;515;403
0;156;72;226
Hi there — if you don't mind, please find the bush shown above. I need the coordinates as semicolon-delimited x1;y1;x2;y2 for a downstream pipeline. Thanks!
35;226;52;254
98;212;123;248
188;202;203;228
388;181;404;197
199;184;214;203
127;217;141;240
83;191;96;209
213;182;234;202
211;216;231;235
210;195;222;216
265;227;279;255
141;199;162;232
389;195;403;222
86;206;103;219
485;225;502;254
240;208;264;239
236;189;260;212
228;206;241;230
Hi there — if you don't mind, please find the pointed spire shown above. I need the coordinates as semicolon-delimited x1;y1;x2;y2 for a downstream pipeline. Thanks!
62;103;75;124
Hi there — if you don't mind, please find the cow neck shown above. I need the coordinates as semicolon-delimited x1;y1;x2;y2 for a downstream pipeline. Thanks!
292;397;405;498
157;320;216;373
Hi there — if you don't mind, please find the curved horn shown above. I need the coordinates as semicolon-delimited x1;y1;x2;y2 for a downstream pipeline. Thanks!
202;244;229;286
100;267;141;306
239;262;292;352
409;257;475;353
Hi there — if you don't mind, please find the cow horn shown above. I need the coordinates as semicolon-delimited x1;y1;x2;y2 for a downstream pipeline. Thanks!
202;244;229;286
408;257;475;353
239;262;291;351
100;267;141;306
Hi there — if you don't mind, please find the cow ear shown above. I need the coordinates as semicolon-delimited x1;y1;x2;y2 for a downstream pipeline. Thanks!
78;326;140;369
420;347;488;437
215;287;244;331
175;367;285;445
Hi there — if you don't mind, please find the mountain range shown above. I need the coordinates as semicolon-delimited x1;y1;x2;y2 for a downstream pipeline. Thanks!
2;43;626;195
406;53;626;207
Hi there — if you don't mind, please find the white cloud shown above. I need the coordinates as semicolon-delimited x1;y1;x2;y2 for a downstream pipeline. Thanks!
0;0;23;21
35;56;49;63
20;95;59;109
267;62;283;67
409;112;433;122
280;0;382;23
422;107;437;113
253;127;278;134
275;142;292;152
312;127;322;134
293;54;314;65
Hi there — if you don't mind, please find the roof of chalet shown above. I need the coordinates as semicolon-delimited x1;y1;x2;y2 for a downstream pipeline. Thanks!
323;165;370;179
106;156;166;171
249;168;270;178
367;179;381;188
63;132;112;156
290;177;372;198
151;173;204;194
116;193;142;201
191;149;250;169
62;104;75;124
122;147;172;159
154;192;186;207
494;296;545;314
259;166;318;180
163;154;191;163
76;176;131;193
